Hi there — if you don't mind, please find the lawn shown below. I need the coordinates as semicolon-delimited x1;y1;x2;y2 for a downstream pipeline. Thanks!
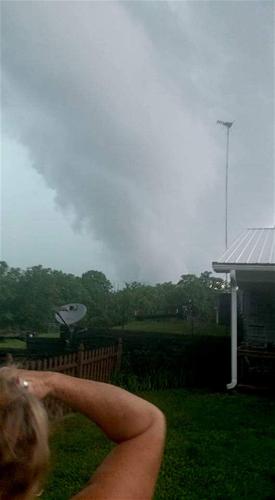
43;389;275;500
113;319;229;336
0;332;60;351
38;332;60;338
0;338;26;349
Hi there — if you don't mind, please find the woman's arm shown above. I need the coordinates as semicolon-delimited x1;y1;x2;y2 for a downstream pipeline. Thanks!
15;370;166;499
49;372;164;444
72;409;166;500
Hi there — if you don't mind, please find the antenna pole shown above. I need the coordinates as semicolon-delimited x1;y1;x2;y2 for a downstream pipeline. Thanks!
217;120;234;284
55;310;70;330
217;120;234;250
225;125;229;250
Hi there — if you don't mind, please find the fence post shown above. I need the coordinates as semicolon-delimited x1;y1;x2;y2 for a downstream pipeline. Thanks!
115;338;123;373
77;343;84;378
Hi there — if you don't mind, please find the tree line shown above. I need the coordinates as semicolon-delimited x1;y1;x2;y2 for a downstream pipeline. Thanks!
0;261;227;331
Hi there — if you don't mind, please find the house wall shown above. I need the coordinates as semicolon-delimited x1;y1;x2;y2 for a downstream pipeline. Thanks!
216;292;243;335
241;284;275;347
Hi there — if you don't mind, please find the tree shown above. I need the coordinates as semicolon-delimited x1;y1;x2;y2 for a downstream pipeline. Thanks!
81;270;113;326
0;263;223;332
177;272;217;321
199;271;226;290
0;264;23;328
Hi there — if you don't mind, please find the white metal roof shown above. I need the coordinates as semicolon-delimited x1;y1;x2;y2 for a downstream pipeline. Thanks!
212;227;275;272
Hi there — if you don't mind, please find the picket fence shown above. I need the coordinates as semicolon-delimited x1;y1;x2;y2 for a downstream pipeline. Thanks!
16;339;123;419
23;340;122;379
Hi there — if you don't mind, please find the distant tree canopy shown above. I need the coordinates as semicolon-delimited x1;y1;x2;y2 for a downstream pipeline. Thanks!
0;261;227;331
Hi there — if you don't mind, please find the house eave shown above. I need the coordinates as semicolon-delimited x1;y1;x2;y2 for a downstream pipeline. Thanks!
212;263;275;273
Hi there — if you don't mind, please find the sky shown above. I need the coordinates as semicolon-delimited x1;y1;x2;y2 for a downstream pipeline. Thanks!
1;1;274;284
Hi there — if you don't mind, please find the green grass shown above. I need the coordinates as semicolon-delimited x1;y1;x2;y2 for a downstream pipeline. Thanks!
43;389;275;499
0;332;59;351
39;332;60;338
0;332;59;349
113;319;228;336
0;338;26;349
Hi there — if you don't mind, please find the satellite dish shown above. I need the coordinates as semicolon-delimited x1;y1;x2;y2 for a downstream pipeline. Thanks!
55;304;87;326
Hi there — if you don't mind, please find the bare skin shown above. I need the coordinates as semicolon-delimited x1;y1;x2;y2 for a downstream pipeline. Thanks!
12;369;167;499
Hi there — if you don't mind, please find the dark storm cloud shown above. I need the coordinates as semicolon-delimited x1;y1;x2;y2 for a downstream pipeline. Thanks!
1;1;274;281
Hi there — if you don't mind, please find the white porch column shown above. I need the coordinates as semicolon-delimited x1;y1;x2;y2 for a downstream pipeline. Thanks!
226;270;238;390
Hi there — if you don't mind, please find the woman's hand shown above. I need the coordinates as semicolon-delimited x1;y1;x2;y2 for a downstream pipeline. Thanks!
0;367;54;400
17;369;55;399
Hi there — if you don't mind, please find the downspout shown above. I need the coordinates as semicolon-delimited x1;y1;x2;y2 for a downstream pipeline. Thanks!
226;270;238;390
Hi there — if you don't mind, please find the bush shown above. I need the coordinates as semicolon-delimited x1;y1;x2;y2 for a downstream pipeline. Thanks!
108;331;230;391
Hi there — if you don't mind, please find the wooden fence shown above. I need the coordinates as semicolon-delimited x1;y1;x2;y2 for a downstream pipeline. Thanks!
6;339;123;420
22;339;122;380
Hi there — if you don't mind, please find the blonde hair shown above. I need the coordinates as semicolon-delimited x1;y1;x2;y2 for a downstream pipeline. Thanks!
0;368;49;500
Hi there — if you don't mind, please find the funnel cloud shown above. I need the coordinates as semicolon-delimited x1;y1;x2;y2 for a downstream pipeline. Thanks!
1;2;274;282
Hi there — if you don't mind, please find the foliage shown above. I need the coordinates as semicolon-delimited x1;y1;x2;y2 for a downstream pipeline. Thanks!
108;332;230;391
43;390;275;499
112;318;228;335
0;262;113;330
0;261;227;331
81;270;113;326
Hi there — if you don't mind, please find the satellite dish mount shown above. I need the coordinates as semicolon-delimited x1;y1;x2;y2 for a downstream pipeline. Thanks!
54;304;87;344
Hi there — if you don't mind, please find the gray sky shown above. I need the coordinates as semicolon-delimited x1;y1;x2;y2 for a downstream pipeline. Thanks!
1;1;274;283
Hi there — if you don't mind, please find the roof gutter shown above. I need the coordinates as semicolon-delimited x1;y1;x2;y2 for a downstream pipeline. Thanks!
213;263;275;273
